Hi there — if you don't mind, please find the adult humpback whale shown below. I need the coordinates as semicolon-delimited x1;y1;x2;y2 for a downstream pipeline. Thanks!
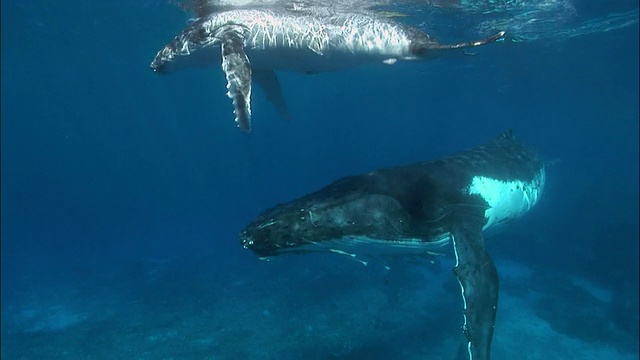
151;6;505;132
240;131;546;359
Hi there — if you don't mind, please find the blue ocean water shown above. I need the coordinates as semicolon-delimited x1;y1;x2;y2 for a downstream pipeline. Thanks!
1;0;638;359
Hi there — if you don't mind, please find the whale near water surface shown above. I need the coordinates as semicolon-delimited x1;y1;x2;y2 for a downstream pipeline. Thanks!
151;3;505;131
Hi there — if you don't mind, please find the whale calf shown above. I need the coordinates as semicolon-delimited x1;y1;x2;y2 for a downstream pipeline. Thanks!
151;6;505;132
240;131;545;359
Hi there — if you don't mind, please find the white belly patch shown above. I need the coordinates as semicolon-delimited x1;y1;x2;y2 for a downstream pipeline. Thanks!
468;169;545;230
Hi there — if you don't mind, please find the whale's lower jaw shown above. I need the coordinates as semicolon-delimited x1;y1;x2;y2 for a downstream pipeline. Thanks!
257;234;451;261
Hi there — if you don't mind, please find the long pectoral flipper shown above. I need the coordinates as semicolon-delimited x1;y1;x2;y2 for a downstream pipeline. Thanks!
450;208;498;360
254;70;291;120
221;30;252;132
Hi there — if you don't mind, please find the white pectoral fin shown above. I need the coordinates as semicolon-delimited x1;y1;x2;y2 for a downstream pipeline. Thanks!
382;58;397;65
450;206;497;360
221;31;252;132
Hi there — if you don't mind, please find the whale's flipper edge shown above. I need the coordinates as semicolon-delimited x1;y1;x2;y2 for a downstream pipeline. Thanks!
450;204;498;360
253;70;291;121
221;28;252;132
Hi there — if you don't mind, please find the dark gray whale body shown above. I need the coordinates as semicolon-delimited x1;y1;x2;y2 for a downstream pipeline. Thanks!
151;5;505;132
240;131;545;359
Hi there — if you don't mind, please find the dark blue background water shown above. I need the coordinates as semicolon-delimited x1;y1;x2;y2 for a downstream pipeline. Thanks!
2;1;638;358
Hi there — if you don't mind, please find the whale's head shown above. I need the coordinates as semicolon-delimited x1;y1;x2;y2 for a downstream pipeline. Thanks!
150;17;225;74
240;172;452;259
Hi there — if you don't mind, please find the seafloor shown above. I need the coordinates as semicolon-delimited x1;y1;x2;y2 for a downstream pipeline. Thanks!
2;249;638;360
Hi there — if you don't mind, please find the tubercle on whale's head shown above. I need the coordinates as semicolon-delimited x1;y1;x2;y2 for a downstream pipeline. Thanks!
239;199;351;258
150;56;168;73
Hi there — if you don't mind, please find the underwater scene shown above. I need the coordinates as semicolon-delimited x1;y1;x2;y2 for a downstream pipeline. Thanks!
1;0;638;359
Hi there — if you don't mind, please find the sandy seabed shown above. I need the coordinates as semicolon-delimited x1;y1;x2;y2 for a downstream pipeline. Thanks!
2;253;638;360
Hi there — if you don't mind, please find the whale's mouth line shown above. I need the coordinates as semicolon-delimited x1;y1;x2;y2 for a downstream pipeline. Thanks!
254;234;451;260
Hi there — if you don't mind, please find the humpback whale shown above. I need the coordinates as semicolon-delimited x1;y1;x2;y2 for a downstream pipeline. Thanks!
151;6;505;132
240;131;545;359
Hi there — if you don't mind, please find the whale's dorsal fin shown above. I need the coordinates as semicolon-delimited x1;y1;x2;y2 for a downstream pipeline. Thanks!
221;28;252;132
253;70;291;121
450;204;498;360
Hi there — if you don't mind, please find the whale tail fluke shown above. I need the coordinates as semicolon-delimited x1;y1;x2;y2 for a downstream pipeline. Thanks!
434;31;506;50
413;31;506;56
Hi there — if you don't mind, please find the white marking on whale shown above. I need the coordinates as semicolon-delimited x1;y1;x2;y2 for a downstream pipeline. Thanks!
468;171;545;230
